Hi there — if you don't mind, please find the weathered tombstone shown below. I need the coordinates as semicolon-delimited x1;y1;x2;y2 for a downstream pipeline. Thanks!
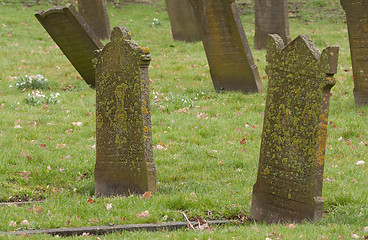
254;0;291;50
189;0;263;93
78;0;110;40
94;27;156;196
341;0;368;105
165;0;201;42
251;34;339;223
35;4;103;88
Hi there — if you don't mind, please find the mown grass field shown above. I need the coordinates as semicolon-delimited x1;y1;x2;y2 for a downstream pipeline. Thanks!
0;0;367;239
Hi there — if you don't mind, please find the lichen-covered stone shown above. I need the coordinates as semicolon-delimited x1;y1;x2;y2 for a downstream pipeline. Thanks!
254;0;290;50
251;34;339;223
341;0;368;105
165;0;201;42
78;0;110;40
35;4;103;88
189;0;263;92
94;27;156;197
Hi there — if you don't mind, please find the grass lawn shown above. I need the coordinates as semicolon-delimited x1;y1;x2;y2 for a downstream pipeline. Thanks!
0;0;367;239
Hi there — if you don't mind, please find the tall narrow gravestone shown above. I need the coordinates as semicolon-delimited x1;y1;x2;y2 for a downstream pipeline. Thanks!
94;27;156;196
254;0;290;50
165;0;201;42
189;0;263;93
78;0;110;40
251;35;339;223
341;0;368;105
35;4;103;88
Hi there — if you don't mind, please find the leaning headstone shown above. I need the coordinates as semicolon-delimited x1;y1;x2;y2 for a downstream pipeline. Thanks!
35;4;103;88
94;27;156;197
78;0;110;40
341;0;368;105
165;0;201;42
254;0;290;50
189;0;263;92
251;34;338;223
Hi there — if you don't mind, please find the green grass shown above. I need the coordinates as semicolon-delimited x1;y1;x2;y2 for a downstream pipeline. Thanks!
1;0;368;239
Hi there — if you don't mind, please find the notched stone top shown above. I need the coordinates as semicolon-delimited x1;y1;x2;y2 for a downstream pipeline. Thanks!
266;34;338;84
96;27;151;62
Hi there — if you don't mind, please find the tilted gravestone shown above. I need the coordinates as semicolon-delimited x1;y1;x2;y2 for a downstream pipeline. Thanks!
189;0;263;93
254;0;290;50
165;0;201;42
35;4;103;88
251;34;339;223
341;0;368;105
78;0;110;40
94;27;156;196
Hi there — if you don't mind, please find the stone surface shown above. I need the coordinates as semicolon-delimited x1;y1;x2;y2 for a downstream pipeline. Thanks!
251;34;338;223
94;27;156;197
189;0;263;92
165;0;201;42
78;0;110;40
35;4;103;88
341;0;368;105
254;0;290;50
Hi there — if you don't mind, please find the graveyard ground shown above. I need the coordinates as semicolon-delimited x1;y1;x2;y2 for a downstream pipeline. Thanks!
0;0;367;239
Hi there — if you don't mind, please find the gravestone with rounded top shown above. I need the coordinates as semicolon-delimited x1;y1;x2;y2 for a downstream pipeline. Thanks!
78;0;110;40
189;0;263;93
165;0;201;42
254;0;290;50
35;4;103;88
94;27;156;197
341;0;368;105
251;34;339;223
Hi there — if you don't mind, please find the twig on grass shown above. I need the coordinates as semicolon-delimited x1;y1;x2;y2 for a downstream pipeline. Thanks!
182;212;196;231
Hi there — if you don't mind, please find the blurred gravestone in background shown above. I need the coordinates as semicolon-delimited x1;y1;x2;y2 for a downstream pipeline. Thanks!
251;34;338;223
94;27;156;197
165;0;201;42
35;4;103;88
341;0;368;105
78;0;111;40
254;0;290;50
189;0;263;93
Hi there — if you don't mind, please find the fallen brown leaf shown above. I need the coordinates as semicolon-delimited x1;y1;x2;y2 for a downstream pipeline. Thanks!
141;191;151;200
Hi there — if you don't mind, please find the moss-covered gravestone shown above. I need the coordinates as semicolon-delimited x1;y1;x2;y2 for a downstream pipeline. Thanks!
165;0;201;42
341;0;368;105
94;27;156;197
35;4;103;88
251;35;339;223
189;0;263;93
254;0;290;50
78;0;110;40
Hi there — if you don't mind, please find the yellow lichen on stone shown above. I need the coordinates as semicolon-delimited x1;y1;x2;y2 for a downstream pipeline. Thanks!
96;113;104;130
140;46;150;54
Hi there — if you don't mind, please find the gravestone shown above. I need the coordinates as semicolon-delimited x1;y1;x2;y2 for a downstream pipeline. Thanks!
341;0;368;105
165;0;201;42
189;0;263;93
78;0;110;40
94;27;156;197
254;0;290;50
251;34;339;223
35;4;103;88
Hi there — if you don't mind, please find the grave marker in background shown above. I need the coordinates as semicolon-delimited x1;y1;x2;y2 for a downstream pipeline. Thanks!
190;0;263;93
341;0;368;105
165;0;201;42
78;0;110;40
35;4;103;88
94;27;156;197
251;34;338;223
254;0;290;50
